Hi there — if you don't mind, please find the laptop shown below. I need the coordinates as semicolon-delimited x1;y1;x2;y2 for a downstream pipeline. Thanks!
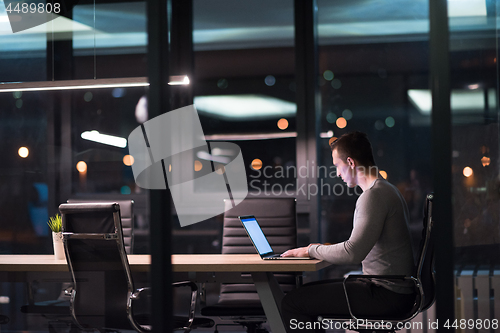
239;215;312;260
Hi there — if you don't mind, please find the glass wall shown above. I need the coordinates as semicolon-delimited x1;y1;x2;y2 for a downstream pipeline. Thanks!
0;0;150;330
1;0;499;330
172;0;296;255
449;0;500;326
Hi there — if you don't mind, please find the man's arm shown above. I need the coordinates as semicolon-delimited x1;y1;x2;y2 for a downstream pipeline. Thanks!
282;188;388;263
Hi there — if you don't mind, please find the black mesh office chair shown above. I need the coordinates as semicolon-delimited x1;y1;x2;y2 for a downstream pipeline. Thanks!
21;200;135;321
323;193;436;332
60;202;214;332
201;198;298;333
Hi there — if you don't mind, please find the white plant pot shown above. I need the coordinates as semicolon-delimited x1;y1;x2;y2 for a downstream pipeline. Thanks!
52;232;65;260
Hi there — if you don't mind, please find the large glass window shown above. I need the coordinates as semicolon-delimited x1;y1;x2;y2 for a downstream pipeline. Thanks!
449;0;500;325
316;0;431;278
172;0;296;256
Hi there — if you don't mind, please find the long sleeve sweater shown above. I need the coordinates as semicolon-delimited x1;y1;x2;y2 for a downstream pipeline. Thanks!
308;178;415;293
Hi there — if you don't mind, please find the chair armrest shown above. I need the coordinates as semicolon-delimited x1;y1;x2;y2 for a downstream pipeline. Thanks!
130;287;150;300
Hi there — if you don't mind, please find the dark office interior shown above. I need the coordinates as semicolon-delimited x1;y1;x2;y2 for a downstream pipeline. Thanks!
0;0;499;331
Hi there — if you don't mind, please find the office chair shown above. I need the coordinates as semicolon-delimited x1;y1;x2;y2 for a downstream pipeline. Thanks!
21;200;135;323
60;202;214;332
201;198;298;333
322;193;435;332
67;199;134;254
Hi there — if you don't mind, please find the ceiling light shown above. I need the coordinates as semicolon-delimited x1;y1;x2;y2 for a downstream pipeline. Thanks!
448;0;487;18
168;75;190;85
407;89;495;115
81;130;127;148
0;76;189;93
194;94;296;120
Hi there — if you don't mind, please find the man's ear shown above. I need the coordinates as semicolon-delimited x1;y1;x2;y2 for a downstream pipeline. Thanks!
346;157;356;169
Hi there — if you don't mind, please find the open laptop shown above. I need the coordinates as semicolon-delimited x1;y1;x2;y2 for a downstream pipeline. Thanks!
239;215;311;260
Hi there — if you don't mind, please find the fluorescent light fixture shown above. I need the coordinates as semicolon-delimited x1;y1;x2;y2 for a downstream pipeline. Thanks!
168;75;190;85
408;89;495;114
448;0;487;17
194;94;296;120
205;132;297;141
408;90;433;114
0;76;189;93
81;130;127;148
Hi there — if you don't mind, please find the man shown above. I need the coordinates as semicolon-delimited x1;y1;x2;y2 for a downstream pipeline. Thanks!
280;131;416;332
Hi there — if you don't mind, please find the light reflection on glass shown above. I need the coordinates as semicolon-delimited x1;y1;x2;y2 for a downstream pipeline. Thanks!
18;147;29;158
76;161;87;173
463;166;473;178
251;159;262;170
336;117;347;129
277;118;289;130
123;155;134;166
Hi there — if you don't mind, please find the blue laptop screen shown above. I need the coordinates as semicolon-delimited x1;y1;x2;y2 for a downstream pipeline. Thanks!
241;217;273;255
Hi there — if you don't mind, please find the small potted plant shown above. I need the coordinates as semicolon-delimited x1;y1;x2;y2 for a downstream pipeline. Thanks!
48;214;65;260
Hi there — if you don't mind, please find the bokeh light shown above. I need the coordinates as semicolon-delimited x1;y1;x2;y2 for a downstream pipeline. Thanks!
265;75;276;86
374;120;385;130
342;109;353;120
76;161;87;173
323;70;334;81
84;91;93;102
277;118;289;130
336;117;347;129
331;79;342;89
481;156;491;167
194;160;203;171
123;155;134;166
328;137;338;146
385;116;395;128
379;170;388;179
463;167;473;177
326;112;337;124
251;159;263;170
217;78;228;89
120;186;131;195
18;147;29;158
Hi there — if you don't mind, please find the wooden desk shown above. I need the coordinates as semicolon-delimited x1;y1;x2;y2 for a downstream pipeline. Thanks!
0;254;327;272
0;254;330;333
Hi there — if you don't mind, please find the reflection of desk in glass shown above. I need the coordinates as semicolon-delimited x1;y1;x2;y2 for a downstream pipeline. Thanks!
0;254;330;333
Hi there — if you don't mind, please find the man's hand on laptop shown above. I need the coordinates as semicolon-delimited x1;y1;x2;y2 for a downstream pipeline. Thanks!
281;243;319;258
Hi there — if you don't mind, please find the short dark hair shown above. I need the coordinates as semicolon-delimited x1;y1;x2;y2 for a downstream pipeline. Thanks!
330;131;376;167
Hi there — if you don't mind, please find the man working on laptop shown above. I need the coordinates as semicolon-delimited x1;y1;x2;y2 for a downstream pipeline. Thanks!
280;131;416;332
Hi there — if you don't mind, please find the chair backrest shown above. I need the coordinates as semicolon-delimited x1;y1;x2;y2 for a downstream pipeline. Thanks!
67;199;134;254
219;197;297;305
59;202;140;332
415;194;436;312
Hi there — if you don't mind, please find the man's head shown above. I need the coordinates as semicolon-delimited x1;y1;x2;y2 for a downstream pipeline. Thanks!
330;131;376;187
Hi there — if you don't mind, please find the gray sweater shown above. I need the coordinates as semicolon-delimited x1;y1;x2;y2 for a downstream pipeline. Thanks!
308;178;415;293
